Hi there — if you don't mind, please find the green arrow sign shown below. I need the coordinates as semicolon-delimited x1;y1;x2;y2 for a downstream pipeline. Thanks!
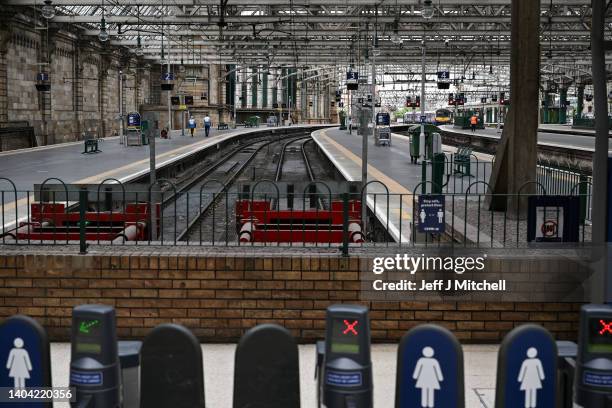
79;319;100;334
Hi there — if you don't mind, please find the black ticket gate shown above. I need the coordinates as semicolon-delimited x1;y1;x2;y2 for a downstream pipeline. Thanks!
233;324;300;408
69;304;121;408
573;304;612;407
0;315;52;408
140;323;205;408
495;324;557;408
317;304;372;408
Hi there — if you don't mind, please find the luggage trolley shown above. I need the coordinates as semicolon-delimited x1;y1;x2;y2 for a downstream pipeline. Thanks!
374;112;391;146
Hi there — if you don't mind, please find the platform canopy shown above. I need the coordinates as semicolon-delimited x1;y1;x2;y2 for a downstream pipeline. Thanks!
3;0;611;108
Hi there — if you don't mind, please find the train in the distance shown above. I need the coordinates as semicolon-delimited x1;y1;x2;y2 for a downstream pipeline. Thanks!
403;108;453;125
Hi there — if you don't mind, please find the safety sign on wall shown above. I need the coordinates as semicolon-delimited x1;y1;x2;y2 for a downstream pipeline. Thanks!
527;196;579;242
418;195;445;234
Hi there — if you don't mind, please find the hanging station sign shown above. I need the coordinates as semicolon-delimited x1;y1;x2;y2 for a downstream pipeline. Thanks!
346;71;359;90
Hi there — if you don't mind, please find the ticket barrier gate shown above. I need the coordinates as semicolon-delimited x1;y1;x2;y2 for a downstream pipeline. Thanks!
233;324;300;408
316;304;372;408
69;304;121;408
0;315;52;408
573;304;612;407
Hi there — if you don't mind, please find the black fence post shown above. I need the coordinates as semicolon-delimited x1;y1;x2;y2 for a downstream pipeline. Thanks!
341;192;349;257
79;187;88;254
579;174;588;224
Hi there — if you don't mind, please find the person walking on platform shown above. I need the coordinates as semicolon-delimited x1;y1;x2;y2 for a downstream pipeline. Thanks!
470;114;478;133
348;116;352;134
203;115;212;137
188;115;196;137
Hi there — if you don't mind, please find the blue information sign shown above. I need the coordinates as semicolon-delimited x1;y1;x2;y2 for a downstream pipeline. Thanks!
36;73;49;82
162;72;175;81
127;112;141;129
420;115;427;124
396;324;464;408
418;195;445;233
0;315;51;408
494;324;557;408
437;70;450;80
346;71;359;82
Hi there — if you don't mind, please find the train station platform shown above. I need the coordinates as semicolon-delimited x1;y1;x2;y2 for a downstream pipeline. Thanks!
311;128;493;245
0;124;327;231
47;342;497;408
438;124;612;152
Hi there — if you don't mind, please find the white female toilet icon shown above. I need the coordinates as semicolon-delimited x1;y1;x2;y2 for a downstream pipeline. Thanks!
6;337;33;388
517;347;545;408
413;346;444;408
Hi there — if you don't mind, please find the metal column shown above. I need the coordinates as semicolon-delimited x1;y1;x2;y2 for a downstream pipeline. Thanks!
590;0;610;303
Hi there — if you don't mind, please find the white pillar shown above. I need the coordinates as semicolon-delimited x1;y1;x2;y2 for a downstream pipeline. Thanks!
245;67;252;109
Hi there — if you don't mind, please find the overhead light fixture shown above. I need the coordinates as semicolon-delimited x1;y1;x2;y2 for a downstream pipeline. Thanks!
98;16;109;42
41;0;55;19
421;0;435;19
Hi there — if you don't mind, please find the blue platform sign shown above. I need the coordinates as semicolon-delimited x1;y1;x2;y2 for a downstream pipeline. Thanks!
437;70;450;80
127;112;141;129
162;72;175;81
395;324;464;408
0;315;52;407
494;324;557;408
346;71;359;82
418;195;445;233
420;115;427;124
36;72;49;82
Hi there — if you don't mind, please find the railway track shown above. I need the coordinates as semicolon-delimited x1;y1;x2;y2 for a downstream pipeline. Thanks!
156;132;315;243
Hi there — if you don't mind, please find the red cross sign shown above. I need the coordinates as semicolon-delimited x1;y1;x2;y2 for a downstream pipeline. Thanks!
343;320;359;336
599;320;612;335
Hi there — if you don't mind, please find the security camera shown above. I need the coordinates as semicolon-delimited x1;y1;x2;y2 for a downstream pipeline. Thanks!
421;40;426;47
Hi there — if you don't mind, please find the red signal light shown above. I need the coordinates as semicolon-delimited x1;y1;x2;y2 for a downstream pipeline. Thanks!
599;320;612;335
343;320;359;336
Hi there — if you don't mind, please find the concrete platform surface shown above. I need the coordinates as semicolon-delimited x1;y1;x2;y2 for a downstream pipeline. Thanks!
312;128;492;244
439;125;612;152
49;342;498;407
0;125;321;231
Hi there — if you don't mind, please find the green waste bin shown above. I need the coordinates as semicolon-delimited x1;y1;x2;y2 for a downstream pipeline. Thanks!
408;124;442;164
431;153;446;194
141;121;149;145
339;111;346;130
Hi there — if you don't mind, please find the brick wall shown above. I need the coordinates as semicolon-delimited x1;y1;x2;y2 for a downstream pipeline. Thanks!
0;251;582;343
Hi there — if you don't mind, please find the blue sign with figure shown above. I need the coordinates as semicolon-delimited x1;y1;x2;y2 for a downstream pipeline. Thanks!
418;195;445;233
494;324;557;408
396;324;464;408
0;315;52;407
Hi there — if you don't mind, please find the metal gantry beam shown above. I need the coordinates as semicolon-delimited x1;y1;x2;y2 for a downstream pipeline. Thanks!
3;0;609;81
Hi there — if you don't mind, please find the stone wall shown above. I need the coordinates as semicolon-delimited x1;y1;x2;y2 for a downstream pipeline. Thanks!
0;14;233;146
0;250;581;343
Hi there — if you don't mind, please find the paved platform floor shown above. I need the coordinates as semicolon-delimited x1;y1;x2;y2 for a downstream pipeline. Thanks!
0;125;321;231
438;125;612;152
312;128;491;244
49;343;498;407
